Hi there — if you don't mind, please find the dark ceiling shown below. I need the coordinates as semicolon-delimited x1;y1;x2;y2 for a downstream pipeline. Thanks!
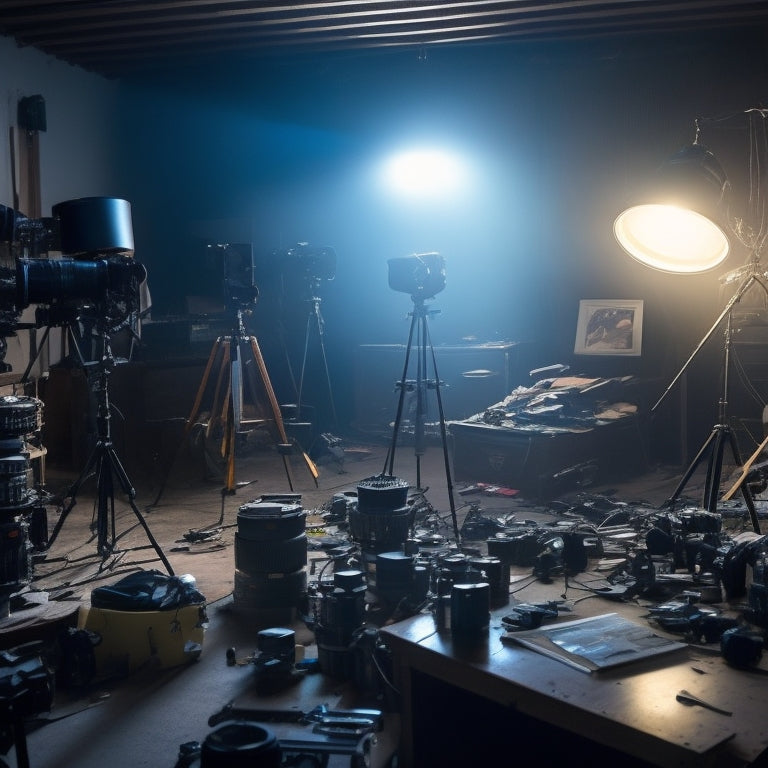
1;1;768;80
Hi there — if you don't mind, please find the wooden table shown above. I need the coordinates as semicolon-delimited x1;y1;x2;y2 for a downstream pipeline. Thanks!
380;601;768;767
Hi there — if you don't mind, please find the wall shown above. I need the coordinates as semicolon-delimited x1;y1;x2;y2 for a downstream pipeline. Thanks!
3;28;768;465
0;35;123;374
109;29;768;460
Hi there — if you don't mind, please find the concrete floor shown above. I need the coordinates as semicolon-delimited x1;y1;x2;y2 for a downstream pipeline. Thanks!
0;422;755;768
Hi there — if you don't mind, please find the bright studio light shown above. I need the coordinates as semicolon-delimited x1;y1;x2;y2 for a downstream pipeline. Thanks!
614;141;731;273
614;203;730;273
381;147;466;198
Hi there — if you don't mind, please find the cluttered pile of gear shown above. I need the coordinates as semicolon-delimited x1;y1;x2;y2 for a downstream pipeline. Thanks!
177;463;768;765
461;490;768;667
228;472;768;693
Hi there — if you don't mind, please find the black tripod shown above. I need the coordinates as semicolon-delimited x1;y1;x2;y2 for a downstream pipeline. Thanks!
385;296;460;543
295;288;338;431
658;262;765;533
45;319;174;573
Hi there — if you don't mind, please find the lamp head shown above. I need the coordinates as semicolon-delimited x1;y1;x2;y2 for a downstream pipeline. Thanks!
614;142;731;273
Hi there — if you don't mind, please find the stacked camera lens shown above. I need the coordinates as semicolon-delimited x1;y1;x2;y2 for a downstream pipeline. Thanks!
348;474;413;581
313;569;367;679
232;499;307;627
0;394;44;619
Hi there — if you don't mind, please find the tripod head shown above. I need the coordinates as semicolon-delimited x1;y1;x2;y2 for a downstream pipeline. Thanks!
408;294;441;323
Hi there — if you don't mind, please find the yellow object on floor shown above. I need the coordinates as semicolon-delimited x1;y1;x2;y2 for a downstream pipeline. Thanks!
77;602;207;677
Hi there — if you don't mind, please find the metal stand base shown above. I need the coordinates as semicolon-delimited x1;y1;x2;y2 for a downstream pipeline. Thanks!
296;295;338;432
654;260;767;535
664;422;762;533
44;327;174;574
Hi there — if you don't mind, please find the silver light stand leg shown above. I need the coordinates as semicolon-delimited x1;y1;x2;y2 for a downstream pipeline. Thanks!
386;297;460;544
658;269;765;533
297;292;338;431
45;323;174;574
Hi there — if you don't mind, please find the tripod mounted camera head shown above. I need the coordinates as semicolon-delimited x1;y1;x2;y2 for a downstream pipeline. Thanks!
278;242;336;305
204;243;259;313
388;251;445;302
0;197;147;371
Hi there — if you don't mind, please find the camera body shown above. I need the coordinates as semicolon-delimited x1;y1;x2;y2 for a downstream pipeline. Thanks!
0;196;146;369
387;252;445;300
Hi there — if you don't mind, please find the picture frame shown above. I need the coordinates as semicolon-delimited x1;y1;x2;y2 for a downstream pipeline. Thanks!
574;299;644;356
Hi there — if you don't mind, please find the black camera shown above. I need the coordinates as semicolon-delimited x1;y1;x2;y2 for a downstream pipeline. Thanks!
0;196;147;370
388;252;445;300
210;243;259;311
281;243;336;283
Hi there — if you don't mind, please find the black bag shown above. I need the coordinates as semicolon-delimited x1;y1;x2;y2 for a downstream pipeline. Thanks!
90;569;205;611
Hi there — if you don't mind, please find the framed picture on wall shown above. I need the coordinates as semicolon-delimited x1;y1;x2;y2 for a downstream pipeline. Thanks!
574;299;644;356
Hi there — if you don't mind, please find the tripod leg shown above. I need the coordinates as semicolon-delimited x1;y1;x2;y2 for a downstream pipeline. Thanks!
315;307;338;428
413;313;429;490
223;409;236;493
386;311;418;477
303;302;338;430
665;428;719;507
107;445;175;575
190;337;224;431
297;308;313;414
724;430;762;534
148;337;223;509
231;340;243;432
722;433;768;501
208;343;231;439
418;315;429;451
702;429;728;512
46;437;102;549
426;325;460;544
96;446;115;556
20;323;50;385
248;336;320;488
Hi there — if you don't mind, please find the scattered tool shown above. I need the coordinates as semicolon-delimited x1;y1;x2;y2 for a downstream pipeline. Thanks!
676;689;732;716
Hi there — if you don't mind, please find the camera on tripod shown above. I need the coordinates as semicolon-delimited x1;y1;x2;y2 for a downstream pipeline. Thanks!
281;242;336;284
277;242;336;310
387;252;445;300
204;243;259;313
0;196;147;370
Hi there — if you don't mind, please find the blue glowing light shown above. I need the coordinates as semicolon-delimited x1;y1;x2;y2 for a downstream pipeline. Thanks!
380;147;467;198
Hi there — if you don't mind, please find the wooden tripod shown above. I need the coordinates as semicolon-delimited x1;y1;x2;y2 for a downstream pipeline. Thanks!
149;309;318;509
722;432;768;502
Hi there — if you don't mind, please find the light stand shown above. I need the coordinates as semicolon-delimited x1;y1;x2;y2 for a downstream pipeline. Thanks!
614;113;768;533
45;315;174;573
656;258;765;533
385;295;460;544
278;243;338;441
296;280;338;431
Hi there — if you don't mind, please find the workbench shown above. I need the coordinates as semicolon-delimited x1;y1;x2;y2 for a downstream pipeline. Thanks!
380;597;768;767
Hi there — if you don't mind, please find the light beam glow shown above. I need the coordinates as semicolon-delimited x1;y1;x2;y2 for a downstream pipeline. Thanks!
380;147;466;199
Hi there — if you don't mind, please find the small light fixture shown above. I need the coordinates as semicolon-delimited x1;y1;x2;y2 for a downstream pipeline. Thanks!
614;141;731;273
